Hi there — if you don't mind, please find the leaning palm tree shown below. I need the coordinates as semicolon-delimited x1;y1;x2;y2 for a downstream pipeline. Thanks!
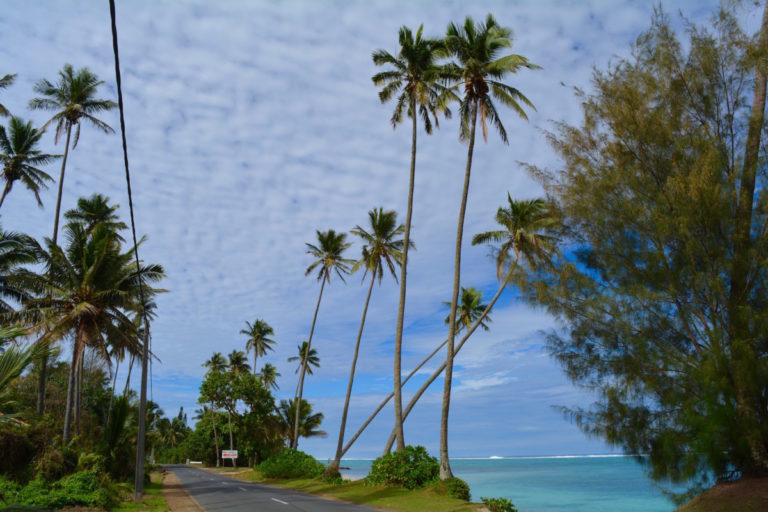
382;196;558;454
241;319;275;374
0;74;15;117
293;229;352;448
373;24;450;452
288;341;320;376
0;117;59;208
328;208;407;473
438;14;539;479
259;362;280;391
29;65;116;415
11;222;164;441
279;398;326;448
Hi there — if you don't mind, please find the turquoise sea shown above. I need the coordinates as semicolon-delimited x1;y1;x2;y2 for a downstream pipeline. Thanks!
337;456;683;512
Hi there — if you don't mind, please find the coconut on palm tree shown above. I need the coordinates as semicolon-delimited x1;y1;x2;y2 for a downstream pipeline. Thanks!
372;25;450;452
0;117;59;208
292;229;352;448
327;207;407;473
259;362;280;391
29;65;116;415
0;74;15;117
241;319;275;374
438;14;539;479
11;217;164;441
382;196;557;454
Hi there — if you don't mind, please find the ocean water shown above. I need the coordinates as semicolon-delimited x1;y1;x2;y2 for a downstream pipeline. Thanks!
336;455;683;512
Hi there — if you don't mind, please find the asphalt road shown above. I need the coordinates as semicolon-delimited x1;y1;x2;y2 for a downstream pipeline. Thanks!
164;464;374;512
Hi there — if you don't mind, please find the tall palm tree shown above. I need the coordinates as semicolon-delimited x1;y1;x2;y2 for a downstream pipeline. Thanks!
443;287;491;333
328;208;406;472
29;65;116;415
0;117;59;208
241;319;275;374
202;352;226;467
0;74;15;117
293;229;352;448
12;222;164;441
373;25;450;452
383;196;558;454
259;362;280;391
439;14;539;479
279;398;326;448
64;193;127;239
288;341;320;376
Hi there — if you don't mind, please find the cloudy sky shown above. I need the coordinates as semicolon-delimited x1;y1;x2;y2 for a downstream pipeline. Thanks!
1;0;758;459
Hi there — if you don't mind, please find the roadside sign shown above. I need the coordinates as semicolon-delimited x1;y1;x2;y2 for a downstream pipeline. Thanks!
222;450;238;459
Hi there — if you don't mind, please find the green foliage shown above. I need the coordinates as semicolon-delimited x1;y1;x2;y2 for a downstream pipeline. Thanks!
366;445;439;489
320;466;343;485
256;449;324;479
445;477;470;501
481;496;518;512
0;470;118;509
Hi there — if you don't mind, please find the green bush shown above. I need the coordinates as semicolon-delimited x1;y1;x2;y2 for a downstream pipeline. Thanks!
0;470;118;509
481;496;518;512
445;477;471;501
256;449;324;479
0;476;21;506
366;445;439;489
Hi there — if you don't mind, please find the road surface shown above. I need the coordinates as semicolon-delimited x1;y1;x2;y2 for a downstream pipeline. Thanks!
164;464;374;511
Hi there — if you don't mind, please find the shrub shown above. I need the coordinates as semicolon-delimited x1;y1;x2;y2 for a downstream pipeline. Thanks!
366;445;439;489
256;449;324;479
320;467;343;485
481;496;518;512
77;452;105;472
0;476;21;506
445;477;471;501
1;470;118;509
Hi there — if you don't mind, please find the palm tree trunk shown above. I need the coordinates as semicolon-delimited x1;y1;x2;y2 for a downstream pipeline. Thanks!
123;353;135;396
75;353;83;435
227;409;235;468
385;275;506;453
440;97;479;480
63;321;84;442
328;266;378;472
391;96;418;453
211;403;220;467
253;349;258;376
107;356;120;425
293;272;327;449
728;1;768;472
38;122;73;416
341;271;509;458
0;181;12;209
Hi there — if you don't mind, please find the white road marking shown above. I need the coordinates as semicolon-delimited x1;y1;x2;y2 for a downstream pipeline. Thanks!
239;487;248;491
271;497;289;505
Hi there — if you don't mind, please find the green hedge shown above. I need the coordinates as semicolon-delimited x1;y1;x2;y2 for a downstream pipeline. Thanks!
366;445;439;489
0;470;117;509
256;449;324;479
481;496;518;512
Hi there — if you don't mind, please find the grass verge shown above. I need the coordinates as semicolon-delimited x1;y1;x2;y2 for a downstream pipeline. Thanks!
112;472;168;512
210;467;482;512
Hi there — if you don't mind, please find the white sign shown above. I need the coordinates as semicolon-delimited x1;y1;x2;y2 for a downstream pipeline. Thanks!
222;450;238;459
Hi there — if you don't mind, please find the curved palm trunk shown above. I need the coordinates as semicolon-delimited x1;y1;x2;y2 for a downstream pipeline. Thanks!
0;181;12;209
37;122;73;416
386;276;506;453
392;96;418;452
328;266;378;472
210;403;220;467
293;273;327;448
440;98;479;479
341;271;509;458
63;320;85;442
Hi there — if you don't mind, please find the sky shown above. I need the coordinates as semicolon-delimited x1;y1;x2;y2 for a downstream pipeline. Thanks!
1;0;760;460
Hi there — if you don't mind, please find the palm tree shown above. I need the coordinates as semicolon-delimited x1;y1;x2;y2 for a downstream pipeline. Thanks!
444;287;491;333
259;362;280;391
0;226;39;314
382;196;557;455
64;193;127;239
373;24;450;452
288;341;320;376
0;74;15;117
293;229;352;448
13;222;164;441
0;327;49;426
438;14;539;479
0;117;59;208
227;349;250;375
30;65;116;415
279;398;326;448
328;208;406;472
202;352;226;467
241;319;275;374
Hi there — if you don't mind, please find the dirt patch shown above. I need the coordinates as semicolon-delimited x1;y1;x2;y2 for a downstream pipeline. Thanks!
163;470;203;512
677;477;768;512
